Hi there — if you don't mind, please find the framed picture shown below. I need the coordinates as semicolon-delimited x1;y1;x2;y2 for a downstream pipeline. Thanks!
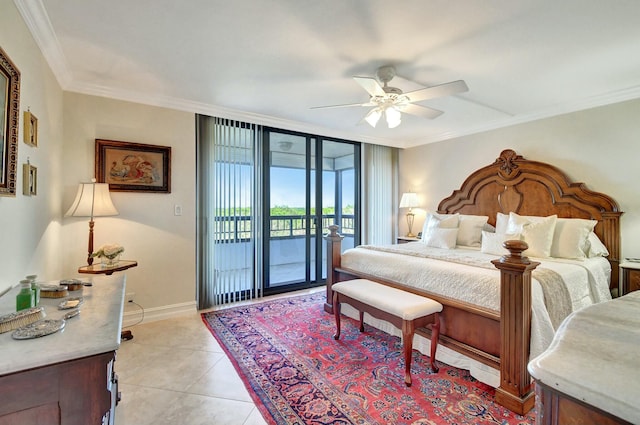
95;139;171;193
23;111;38;147
22;163;37;196
0;46;20;197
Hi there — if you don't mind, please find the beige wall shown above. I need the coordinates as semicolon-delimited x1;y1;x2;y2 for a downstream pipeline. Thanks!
399;98;640;259
0;2;65;293
0;2;196;315
60;93;196;313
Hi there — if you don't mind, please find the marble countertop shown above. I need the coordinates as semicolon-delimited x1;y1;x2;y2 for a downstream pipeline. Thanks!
0;274;125;376
528;291;640;424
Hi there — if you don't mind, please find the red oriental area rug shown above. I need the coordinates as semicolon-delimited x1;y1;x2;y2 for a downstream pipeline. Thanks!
202;292;535;425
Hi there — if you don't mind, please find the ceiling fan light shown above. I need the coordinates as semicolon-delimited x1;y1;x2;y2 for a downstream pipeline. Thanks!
365;108;382;127
385;106;402;128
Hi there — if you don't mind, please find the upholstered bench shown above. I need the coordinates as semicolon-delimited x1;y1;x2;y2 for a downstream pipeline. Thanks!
332;278;443;386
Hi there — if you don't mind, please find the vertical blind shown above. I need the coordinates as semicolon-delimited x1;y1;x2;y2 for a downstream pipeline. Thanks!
196;115;263;309
361;143;398;245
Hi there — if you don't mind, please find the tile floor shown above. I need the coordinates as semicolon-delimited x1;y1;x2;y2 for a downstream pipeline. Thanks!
115;288;323;425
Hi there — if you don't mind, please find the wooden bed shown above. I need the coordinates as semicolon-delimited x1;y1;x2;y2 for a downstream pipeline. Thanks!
323;149;622;415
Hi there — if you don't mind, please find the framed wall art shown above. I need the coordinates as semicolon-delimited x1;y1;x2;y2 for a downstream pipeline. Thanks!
95;139;171;193
22;162;37;196
0;46;20;197
23;110;38;147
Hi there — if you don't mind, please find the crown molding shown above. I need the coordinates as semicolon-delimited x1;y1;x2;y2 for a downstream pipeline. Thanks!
66;79;395;147
403;84;640;148
14;0;73;88
62;76;640;150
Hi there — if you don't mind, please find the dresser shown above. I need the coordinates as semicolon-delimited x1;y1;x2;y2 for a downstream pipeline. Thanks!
528;292;640;425
0;274;125;425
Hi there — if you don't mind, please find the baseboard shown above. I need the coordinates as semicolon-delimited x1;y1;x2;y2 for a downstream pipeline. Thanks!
122;301;197;328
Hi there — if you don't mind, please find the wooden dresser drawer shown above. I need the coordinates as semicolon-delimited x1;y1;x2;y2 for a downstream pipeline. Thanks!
620;264;640;296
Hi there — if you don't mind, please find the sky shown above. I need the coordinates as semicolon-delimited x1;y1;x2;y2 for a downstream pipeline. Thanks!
270;168;354;209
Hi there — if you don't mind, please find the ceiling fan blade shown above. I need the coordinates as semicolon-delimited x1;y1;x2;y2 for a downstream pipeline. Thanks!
404;80;468;103
353;76;386;97
400;103;444;119
311;101;375;110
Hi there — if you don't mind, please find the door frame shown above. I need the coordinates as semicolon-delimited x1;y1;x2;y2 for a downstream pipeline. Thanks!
261;127;360;296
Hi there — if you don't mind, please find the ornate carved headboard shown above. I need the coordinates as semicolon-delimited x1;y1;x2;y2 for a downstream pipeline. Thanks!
437;149;622;288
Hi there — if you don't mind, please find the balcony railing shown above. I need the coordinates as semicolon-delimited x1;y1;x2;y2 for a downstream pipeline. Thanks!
214;214;354;242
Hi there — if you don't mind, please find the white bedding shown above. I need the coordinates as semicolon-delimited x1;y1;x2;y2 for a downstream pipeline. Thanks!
337;242;611;387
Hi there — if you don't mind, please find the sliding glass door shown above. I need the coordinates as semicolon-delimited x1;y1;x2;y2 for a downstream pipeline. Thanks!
263;129;359;294
196;115;361;308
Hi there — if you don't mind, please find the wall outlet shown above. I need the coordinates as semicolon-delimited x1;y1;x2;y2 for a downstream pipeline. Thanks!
126;292;135;303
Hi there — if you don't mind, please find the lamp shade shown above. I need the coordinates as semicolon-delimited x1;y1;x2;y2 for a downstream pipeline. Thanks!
364;108;382;128
399;192;420;209
365;106;403;129
385;107;402;129
65;181;119;218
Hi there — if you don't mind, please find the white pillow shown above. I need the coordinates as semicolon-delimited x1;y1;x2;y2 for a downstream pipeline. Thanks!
551;218;597;259
586;232;609;257
506;213;557;258
421;212;459;242
483;222;496;233
457;215;489;247
423;228;459;249
481;231;522;256
495;212;510;234
506;212;555;232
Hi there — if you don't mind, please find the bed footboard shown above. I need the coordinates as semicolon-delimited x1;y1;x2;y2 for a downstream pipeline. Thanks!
491;239;540;415
323;226;539;415
323;225;344;314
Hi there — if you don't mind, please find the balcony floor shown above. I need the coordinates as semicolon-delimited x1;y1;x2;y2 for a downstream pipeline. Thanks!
215;260;327;291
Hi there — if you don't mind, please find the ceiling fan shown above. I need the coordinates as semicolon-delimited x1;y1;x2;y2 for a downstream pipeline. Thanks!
312;65;468;128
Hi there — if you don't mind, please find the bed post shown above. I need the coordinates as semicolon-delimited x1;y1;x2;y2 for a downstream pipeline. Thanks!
324;224;344;314
491;240;540;415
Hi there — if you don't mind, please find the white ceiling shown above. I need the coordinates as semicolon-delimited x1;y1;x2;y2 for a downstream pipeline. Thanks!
15;0;640;149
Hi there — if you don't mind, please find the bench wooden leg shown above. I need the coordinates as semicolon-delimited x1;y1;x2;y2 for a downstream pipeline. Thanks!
430;312;440;373
402;320;415;387
333;291;341;340
331;283;442;387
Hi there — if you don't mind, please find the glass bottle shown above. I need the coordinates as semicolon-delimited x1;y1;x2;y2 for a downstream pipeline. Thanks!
16;280;35;311
26;274;39;305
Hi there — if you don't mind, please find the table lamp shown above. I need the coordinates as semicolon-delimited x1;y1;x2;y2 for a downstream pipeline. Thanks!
65;179;119;265
399;192;420;237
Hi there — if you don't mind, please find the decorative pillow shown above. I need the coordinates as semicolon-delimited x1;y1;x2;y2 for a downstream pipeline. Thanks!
551;218;597;259
420;212;459;243
495;212;510;234
483;222;496;233
423;228;459;249
456;215;489;247
506;212;554;232
506;213;557;258
481;231;521;256
586;232;609;257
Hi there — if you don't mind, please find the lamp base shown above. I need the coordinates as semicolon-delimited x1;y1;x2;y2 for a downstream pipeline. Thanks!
87;219;95;265
405;212;416;239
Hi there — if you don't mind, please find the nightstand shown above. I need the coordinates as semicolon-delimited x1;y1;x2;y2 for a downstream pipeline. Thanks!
397;236;420;244
620;262;640;296
79;260;138;341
